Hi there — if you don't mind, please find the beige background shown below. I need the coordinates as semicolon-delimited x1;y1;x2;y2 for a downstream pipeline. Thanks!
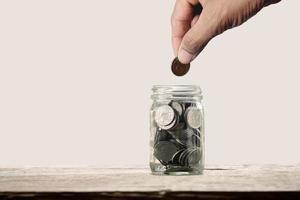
0;0;299;167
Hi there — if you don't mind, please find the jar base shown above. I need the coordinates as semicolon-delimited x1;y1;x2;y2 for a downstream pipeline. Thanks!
150;163;203;176
152;171;202;176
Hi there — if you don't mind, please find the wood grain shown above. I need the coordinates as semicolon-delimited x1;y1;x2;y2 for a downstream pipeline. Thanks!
0;165;299;199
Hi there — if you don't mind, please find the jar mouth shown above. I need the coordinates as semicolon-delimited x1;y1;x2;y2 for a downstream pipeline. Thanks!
151;85;202;101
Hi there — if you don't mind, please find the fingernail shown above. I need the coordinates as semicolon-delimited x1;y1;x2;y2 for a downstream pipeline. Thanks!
178;49;194;64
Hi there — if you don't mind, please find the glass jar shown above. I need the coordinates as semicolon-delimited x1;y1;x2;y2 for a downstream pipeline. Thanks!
150;85;204;175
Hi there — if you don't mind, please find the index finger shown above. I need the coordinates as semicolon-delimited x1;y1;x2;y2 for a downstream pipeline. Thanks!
171;0;199;55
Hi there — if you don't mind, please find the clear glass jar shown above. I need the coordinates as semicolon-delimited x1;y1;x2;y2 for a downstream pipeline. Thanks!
150;85;204;175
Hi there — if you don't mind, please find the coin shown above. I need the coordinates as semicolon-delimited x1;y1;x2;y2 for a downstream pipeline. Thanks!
185;149;195;166
160;113;178;130
169;128;194;147
170;101;184;116
154;105;175;128
192;129;201;147
177;148;200;166
187;148;201;165
171;149;185;164
164;108;183;130
154;129;173;145
171;57;190;76
154;141;179;164
185;107;202;129
179;148;191;166
172;137;187;148
191;134;201;147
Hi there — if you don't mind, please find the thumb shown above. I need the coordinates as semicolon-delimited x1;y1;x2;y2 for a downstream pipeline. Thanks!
178;11;217;64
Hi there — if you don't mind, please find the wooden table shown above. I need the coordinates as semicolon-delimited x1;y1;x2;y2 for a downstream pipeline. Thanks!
0;165;299;199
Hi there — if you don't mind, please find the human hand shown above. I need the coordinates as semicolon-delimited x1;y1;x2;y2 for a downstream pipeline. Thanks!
171;0;281;64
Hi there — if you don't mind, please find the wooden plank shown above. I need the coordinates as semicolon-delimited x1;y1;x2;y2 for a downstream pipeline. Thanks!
0;165;299;199
0;191;299;200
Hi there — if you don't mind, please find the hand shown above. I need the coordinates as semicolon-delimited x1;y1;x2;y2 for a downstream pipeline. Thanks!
171;0;281;64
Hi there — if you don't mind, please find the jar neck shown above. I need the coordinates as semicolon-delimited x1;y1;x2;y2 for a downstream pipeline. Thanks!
151;85;202;102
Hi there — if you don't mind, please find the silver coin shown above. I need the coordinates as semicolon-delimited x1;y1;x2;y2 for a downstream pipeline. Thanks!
170;101;184;116
154;129;173;145
187;148;201;165
172;137;187;148
171;149;185;164
179;149;187;166
154;141;178;164
183;149;193;166
178;149;185;165
160;112;179;130
168;128;194;147
186;149;196;166
179;148;190;166
185;107;202;129
192;134;201;147
154;105;175;128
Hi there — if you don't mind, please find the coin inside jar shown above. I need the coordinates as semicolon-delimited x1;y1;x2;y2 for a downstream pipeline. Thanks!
185;107;202;129
154;141;179;164
171;57;190;76
170;101;184;116
187;148;201;165
154;105;175;128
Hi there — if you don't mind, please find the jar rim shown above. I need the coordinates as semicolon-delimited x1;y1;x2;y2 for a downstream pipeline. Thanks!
151;85;202;101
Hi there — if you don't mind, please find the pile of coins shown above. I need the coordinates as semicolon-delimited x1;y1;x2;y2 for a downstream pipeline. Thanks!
152;101;203;168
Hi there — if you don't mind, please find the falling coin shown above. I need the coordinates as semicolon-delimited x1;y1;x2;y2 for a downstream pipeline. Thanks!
171;57;190;76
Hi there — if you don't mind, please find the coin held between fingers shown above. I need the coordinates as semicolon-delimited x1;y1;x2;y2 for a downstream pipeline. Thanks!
171;57;190;76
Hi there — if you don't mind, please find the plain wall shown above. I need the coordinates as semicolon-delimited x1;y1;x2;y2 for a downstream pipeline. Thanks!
0;0;299;166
